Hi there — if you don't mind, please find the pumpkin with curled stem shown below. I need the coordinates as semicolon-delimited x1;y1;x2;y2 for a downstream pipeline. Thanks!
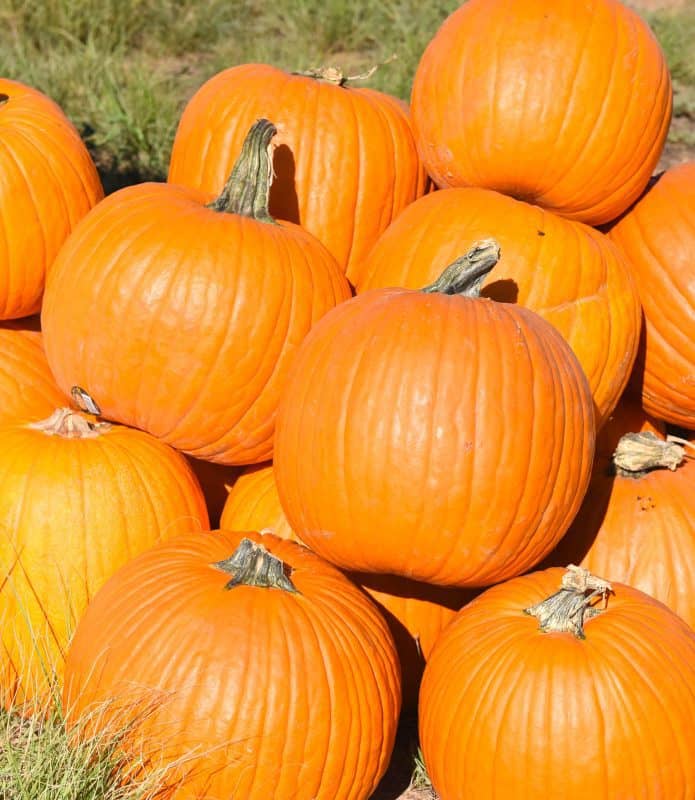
41;119;351;465
168;62;428;281
274;240;595;587
0;408;208;709
419;566;695;799
411;0;672;225
63;530;401;800
0;79;103;320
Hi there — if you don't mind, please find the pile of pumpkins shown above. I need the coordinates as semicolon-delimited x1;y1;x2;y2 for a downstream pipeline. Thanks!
2;0;695;797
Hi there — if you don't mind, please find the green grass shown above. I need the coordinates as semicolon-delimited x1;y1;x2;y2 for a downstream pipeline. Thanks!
1;0;690;188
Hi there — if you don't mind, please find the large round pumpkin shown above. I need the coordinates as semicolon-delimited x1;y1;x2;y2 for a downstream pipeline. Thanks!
0;79;103;319
355;186;641;425
411;0;671;225
167;63;428;281
41;120;351;465
63;530;401;800
274;241;596;587
609;162;695;427
0;408;209;707
0;319;66;423
220;462;471;707
419;565;695;799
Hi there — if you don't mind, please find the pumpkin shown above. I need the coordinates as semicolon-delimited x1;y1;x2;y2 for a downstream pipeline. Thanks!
545;421;695;628
0;319;66;423
274;240;596;587
411;0;671;226
41;120;351;465
355;186;641;426
609;162;695;427
167;63;428;281
0;78;103;319
220;462;471;707
63;531;401;800
419;565;695;799
0;408;209;708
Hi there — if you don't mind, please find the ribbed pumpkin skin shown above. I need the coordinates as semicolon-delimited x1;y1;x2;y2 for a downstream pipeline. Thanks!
609;163;695;427
41;183;351;464
220;462;470;707
0;321;66;423
420;569;695;799
0;79;103;319
411;0;671;225
167;63;428;281
63;530;401;800
274;290;595;587
0;414;209;707
357;187;641;426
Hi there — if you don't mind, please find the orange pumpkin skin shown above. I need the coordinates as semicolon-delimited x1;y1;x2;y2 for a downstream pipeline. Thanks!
411;0;671;225
609;163;695;427
220;462;470;707
167;63;428;281
0;410;209;707
357;187;640;426
419;568;695;799
0;79;103;319
41;183;351;465
63;530;401;800
0;320;66;423
274;285;595;587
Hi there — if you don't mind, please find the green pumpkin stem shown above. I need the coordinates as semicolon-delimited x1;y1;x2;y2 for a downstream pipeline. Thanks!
613;431;684;478
213;537;299;593
421;238;501;297
524;565;613;640
207;118;277;223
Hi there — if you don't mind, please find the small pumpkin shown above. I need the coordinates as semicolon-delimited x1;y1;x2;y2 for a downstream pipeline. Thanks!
419;566;695;799
63;531;401;800
0;319;66;423
274;240;595;586
0;78;103;319
41;120;351;465
609;162;695;427
0;408;209;707
168;62;428;281
411;0;672;225
355;186;641;426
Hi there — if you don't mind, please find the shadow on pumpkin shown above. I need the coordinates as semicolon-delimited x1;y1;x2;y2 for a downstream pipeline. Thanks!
480;278;519;304
269;144;300;225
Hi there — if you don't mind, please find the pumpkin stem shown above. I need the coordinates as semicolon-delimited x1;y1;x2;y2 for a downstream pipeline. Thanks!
613;431;684;478
524;565;613;640
27;408;111;439
421;239;501;296
213;537;298;593
293;55;397;87
207;119;276;223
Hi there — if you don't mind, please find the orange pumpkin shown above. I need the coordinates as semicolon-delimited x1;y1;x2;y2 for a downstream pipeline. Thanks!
356;186;641;426
220;462;470;707
0;408;209;707
419;566;695;799
168;63;428;282
0;79;103;319
609;162;695;427
63;531;401;800
0;319;66;423
42;120;351;465
411;0;672;225
274;241;595;587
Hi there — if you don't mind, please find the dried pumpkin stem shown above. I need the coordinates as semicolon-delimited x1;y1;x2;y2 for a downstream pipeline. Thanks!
524;564;613;640
421;238;501;297
27;407;111;439
293;55;397;87
613;431;684;478
207;118;276;224
213;537;298;593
